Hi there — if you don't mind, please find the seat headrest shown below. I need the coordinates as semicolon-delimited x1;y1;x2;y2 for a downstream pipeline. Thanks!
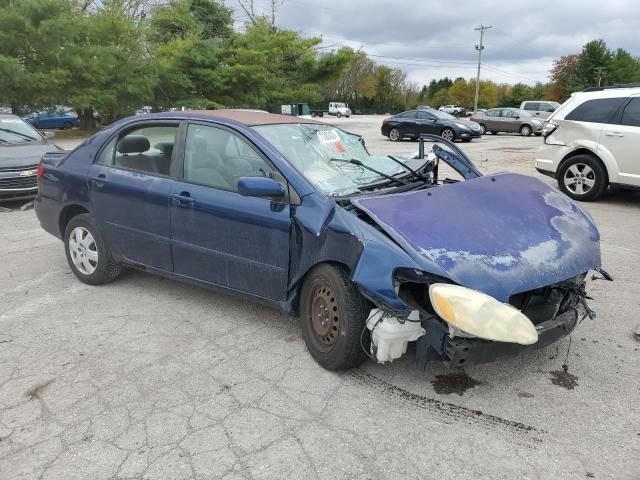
118;135;150;154
154;141;174;157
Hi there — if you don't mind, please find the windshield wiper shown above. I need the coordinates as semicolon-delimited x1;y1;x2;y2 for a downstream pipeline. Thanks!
330;158;408;186
0;128;36;141
386;155;429;184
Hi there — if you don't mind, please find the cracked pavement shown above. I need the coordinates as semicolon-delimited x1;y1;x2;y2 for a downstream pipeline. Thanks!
1;121;639;479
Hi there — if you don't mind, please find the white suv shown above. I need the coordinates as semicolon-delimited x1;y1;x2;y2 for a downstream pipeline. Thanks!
535;86;640;201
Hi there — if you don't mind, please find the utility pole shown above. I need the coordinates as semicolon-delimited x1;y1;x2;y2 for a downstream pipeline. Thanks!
473;25;492;114
594;67;606;87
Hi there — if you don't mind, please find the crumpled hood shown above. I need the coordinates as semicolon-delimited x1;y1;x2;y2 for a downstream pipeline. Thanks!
352;173;601;302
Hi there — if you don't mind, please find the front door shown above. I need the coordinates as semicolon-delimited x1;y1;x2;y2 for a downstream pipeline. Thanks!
170;123;291;300
88;123;179;271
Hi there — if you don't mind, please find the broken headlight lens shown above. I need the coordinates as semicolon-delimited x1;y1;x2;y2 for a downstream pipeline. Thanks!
428;284;539;345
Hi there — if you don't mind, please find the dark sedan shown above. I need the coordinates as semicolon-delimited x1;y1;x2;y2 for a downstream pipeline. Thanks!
381;108;482;142
0;114;59;202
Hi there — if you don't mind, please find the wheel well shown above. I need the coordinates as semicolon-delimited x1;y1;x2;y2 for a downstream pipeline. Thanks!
59;205;89;237
559;149;609;183
290;261;352;316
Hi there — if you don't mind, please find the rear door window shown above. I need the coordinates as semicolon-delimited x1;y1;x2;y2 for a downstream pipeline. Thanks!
565;98;627;124
618;98;640;127
485;109;500;117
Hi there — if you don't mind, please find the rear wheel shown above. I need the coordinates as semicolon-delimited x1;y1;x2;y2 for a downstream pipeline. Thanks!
64;214;121;285
388;128;401;141
557;154;608;201
520;124;532;136
478;123;487;134
441;128;455;142
63;121;73;130
337;112;342;118
300;264;371;370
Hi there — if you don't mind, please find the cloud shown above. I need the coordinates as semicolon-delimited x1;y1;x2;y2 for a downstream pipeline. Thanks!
251;0;640;85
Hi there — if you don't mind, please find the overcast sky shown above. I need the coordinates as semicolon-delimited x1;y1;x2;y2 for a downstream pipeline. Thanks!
230;0;640;86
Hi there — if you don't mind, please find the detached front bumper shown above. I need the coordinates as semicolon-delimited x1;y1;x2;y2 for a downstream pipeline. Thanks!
416;308;580;369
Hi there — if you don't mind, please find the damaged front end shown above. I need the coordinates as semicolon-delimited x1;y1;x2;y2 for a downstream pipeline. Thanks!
351;136;608;367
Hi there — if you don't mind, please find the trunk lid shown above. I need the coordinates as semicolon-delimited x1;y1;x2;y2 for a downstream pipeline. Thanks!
352;173;601;302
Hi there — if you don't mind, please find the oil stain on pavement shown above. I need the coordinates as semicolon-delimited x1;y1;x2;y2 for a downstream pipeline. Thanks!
431;371;482;396
550;369;579;390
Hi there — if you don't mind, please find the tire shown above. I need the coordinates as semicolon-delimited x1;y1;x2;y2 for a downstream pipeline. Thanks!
388;128;401;142
63;121;73;130
299;264;371;370
557;154;608;201
462;138;472;142
520;124;532;136
478;123;487;134
534;132;542;136
337;112;342;118
441;128;455;142
64;213;122;285
490;131;499;135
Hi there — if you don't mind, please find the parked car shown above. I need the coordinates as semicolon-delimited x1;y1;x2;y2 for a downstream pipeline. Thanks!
382;108;482;142
536;85;640;201
438;105;465;116
35;110;605;370
0;114;60;202
470;108;544;136
520;100;561;120
24;108;80;130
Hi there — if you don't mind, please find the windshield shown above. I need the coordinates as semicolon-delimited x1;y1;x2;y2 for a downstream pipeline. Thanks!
430;110;456;120
254;123;407;197
0;117;41;145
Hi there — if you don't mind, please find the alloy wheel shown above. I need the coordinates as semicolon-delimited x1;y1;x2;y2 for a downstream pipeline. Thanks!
441;129;455;141
563;163;596;196
389;128;400;141
68;226;98;275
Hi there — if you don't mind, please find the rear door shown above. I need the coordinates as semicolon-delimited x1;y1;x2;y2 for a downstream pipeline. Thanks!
483;109;501;131
88;122;179;271
601;96;640;186
169;122;291;300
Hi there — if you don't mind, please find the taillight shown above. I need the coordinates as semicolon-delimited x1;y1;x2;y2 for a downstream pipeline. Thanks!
36;162;44;177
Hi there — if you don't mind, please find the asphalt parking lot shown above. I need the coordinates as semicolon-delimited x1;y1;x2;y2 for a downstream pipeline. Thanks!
1;115;639;479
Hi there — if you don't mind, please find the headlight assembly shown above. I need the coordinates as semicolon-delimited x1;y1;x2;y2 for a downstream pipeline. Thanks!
428;283;539;345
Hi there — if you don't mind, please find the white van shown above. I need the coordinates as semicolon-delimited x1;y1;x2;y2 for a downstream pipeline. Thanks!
520;101;561;120
328;102;351;118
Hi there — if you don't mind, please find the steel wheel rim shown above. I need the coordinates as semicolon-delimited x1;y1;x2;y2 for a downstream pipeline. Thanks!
564;163;596;195
389;129;399;141
309;284;339;352
441;129;454;141
69;227;98;275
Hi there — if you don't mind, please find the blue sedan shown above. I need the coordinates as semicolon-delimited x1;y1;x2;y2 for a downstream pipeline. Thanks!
25;110;80;130
35;110;606;370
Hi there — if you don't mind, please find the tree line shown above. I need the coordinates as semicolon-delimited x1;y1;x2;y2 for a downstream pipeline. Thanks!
2;0;639;125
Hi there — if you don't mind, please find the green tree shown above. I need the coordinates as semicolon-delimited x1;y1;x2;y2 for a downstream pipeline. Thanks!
609;48;640;84
575;39;611;87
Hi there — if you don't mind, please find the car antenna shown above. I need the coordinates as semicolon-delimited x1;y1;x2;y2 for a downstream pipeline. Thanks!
330;158;408;186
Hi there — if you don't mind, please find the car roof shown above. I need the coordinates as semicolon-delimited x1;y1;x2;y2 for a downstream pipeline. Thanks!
173;109;323;126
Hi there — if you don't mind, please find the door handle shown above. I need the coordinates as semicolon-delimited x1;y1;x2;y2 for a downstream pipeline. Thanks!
605;132;624;137
171;192;195;207
90;173;108;187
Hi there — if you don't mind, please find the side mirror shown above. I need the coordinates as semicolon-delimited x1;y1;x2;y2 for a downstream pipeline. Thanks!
237;177;286;199
42;130;55;139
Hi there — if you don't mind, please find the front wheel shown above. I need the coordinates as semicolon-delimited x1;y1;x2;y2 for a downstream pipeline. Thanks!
388;128;401;141
520;124;532;136
557;155;607;201
64;214;122;285
441;128;455;142
478;123;487;134
300;264;371;370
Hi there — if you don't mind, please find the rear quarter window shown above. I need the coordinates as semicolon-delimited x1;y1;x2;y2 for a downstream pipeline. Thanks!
565;97;627;123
